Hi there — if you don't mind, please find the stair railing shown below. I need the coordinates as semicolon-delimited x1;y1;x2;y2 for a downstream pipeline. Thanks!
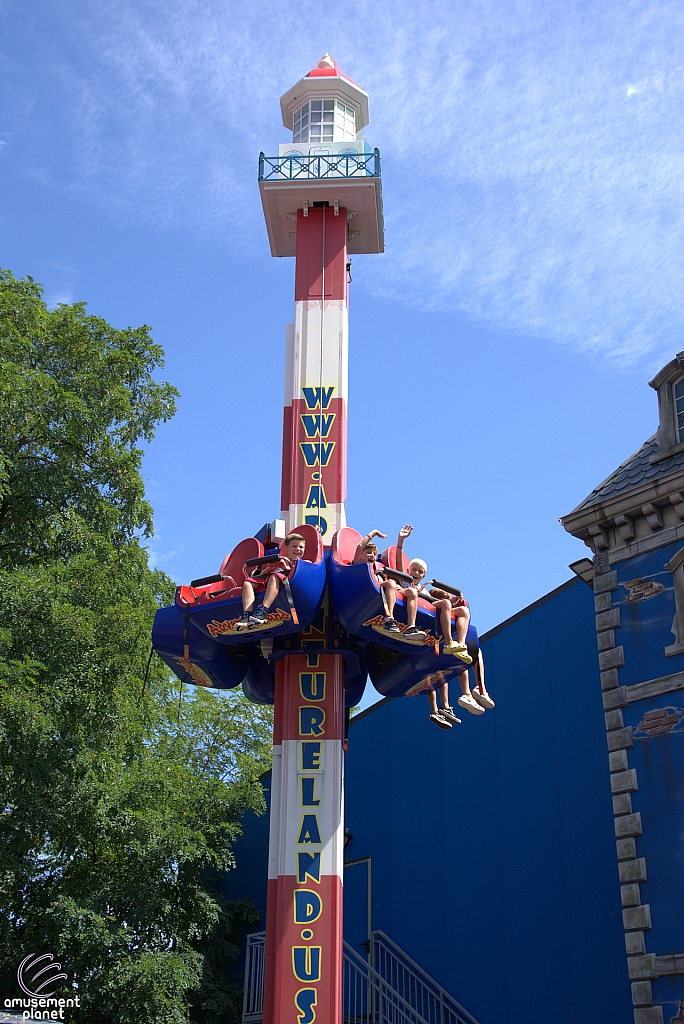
241;930;482;1024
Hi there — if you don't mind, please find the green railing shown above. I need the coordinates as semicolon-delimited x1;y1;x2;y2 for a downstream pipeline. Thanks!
258;149;381;181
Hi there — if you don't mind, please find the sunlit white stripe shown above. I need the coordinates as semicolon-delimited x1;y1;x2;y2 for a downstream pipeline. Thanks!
268;739;344;880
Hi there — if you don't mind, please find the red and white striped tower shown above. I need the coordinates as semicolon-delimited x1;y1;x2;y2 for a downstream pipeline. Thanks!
260;53;383;546
258;56;383;1024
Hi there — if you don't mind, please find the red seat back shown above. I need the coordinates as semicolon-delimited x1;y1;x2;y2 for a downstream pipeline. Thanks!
381;545;410;572
218;538;264;581
287;523;323;563
331;527;362;565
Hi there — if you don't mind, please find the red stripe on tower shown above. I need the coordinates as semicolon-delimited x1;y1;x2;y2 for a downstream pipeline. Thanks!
279;206;349;544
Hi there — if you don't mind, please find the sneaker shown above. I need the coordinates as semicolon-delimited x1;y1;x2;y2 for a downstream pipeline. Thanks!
383;617;400;633
402;626;427;641
234;611;251;631
439;705;462;725
472;689;495;709
249;605;269;626
430;711;452;730
457;693;485;715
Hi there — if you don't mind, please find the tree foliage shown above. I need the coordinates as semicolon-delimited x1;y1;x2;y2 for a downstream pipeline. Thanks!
0;272;273;1022
0;269;177;565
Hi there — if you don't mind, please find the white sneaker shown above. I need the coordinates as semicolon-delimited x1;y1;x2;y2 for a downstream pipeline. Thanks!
439;706;462;725
472;689;495;709
457;693;485;715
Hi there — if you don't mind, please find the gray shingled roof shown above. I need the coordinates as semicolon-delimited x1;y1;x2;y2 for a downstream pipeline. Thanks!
571;433;684;512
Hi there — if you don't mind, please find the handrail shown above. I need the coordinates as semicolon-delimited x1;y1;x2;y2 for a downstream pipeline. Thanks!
258;149;381;182
241;929;482;1024
242;932;266;1023
372;930;482;1024
384;567;414;585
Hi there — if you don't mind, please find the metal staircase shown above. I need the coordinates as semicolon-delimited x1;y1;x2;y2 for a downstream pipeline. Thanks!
242;929;481;1024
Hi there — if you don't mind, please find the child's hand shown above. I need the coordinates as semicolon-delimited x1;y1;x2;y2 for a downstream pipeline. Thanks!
398;524;413;541
370;530;387;540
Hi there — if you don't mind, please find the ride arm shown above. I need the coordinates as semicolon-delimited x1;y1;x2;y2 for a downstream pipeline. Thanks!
384;568;413;585
430;578;463;598
244;553;282;568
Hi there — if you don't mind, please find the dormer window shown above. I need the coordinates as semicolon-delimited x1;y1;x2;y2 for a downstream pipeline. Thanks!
675;378;684;443
292;100;356;144
648;352;684;462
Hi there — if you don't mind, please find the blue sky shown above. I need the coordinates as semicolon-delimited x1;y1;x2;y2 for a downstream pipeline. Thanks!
2;0;682;704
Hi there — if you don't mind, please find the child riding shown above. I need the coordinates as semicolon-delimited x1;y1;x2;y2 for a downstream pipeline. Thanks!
353;528;401;633
395;526;496;727
236;532;306;629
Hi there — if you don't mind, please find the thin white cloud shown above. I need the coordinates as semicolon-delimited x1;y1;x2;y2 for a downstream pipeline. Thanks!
3;0;684;363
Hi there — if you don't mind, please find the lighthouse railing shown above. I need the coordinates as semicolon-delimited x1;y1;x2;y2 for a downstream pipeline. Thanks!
258;150;381;182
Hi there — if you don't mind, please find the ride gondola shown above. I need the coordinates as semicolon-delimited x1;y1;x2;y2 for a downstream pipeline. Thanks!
329;527;480;701
152;523;367;707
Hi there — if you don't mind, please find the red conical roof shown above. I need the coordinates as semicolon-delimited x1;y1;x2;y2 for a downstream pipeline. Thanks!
305;53;359;87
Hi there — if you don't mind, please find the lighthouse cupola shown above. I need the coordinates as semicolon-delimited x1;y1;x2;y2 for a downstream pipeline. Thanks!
280;54;370;147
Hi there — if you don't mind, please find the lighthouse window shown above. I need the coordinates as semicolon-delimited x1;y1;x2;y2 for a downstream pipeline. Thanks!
292;100;357;144
675;378;684;442
336;101;356;140
310;100;335;142
293;104;309;143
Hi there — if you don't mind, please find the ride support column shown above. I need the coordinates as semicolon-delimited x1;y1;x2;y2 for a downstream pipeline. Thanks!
281;205;348;546
262;650;345;1024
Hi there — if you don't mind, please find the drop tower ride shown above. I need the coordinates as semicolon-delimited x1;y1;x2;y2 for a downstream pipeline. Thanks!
257;54;383;1024
152;53;482;1024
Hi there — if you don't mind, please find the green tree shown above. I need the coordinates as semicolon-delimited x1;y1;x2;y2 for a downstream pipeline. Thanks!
0;272;273;1022
0;269;177;565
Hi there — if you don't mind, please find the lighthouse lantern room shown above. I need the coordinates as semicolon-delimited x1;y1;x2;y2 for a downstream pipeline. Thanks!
259;54;383;258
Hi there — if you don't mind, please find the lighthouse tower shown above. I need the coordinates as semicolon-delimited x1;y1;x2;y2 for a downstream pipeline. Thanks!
259;54;383;545
257;56;383;1024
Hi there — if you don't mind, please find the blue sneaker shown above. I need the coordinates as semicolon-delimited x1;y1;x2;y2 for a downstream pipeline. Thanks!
249;605;269;626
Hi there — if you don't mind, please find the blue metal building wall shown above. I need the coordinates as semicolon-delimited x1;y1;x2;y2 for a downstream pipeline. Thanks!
224;576;632;1023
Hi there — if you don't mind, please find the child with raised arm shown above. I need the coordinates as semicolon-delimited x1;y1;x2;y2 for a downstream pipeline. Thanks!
392;524;430;642
236;533;306;630
353;529;402;634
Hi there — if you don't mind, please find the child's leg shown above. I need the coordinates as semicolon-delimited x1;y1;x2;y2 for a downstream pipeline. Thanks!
427;689;439;714
436;600;452;641
381;579;397;616
475;649;487;694
404;587;418;626
439;681;450;709
453;606;470;644
468;651;494;708
459;667;472;697
242;580;257;612
260;574;281;610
